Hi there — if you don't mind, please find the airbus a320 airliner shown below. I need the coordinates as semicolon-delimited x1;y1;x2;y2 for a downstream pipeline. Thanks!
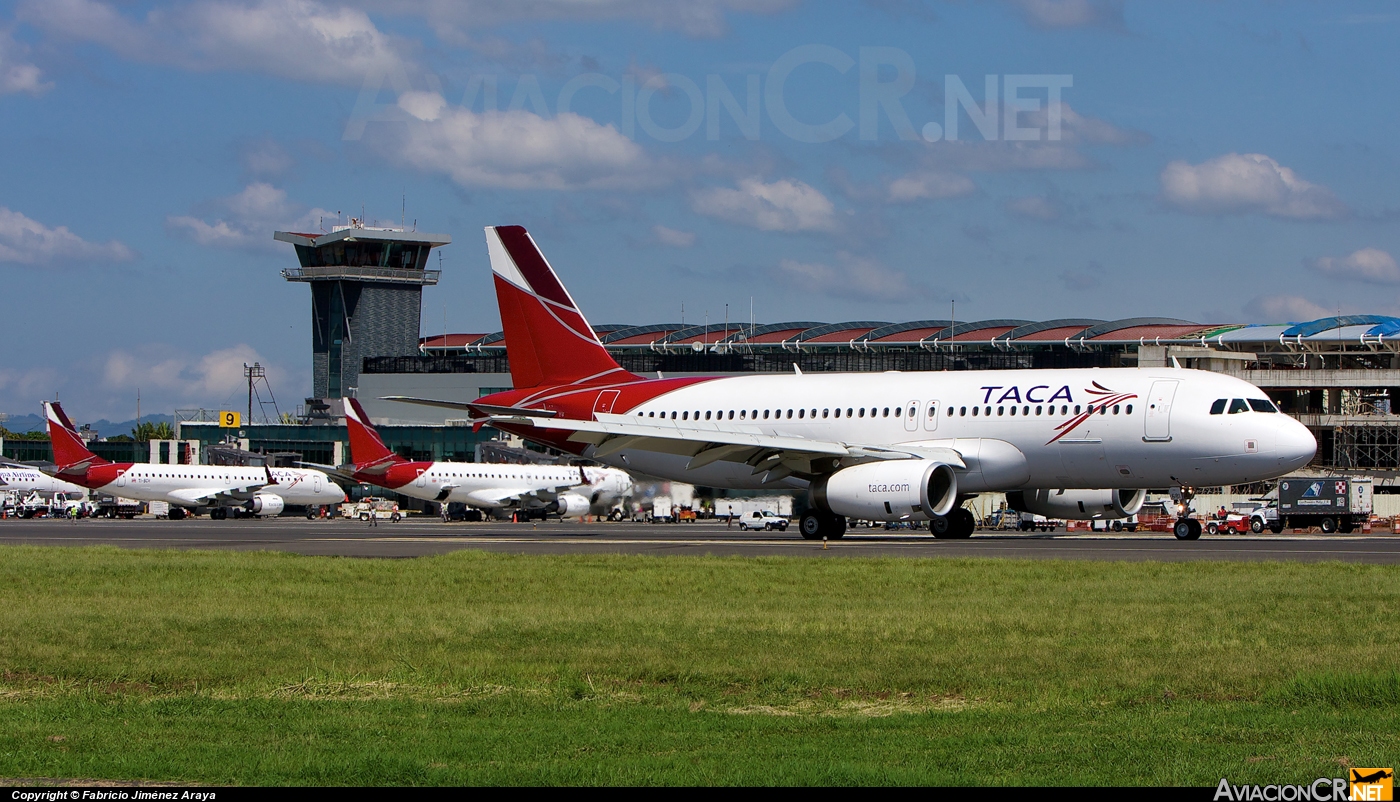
389;226;1316;541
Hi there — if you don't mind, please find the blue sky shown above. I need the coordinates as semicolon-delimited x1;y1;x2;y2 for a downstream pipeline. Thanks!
2;0;1398;422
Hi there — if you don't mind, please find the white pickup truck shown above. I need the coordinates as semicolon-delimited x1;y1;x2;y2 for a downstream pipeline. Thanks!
738;510;789;531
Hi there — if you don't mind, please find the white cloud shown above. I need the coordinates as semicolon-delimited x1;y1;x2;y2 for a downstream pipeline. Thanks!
921;140;1094;172
374;91;653;191
888;171;975;202
653;225;696;247
913;103;1143;177
0;207;134;265
102;344;280;404
1007;0;1124;30
777;253;923;302
372;0;797;39
1308;248;1400;284
692;178;837;232
1243;294;1333;322
20;0;414;86
0;28;50;95
0;365;60;409
1026;102;1149;146
1004;195;1062;222
167;183;333;249
3;344;297;422
239;139;295;178
1160;153;1349;220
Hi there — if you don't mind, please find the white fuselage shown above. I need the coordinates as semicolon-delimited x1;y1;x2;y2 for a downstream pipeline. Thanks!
102;465;343;508
589;368;1315;493
1;467;89;498
390;463;634;513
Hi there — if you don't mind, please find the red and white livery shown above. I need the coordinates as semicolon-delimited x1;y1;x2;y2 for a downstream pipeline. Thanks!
342;397;633;519
41;401;345;519
387;226;1316;541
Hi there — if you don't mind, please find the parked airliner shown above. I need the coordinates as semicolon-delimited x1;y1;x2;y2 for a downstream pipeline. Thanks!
1;461;89;498
389;226;1315;541
42;401;346;518
339;397;633;519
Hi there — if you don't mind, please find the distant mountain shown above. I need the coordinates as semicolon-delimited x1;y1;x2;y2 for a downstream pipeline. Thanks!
1;413;175;439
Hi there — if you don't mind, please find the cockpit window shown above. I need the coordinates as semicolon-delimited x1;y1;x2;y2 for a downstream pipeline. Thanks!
1248;399;1278;413
1210;399;1227;415
1228;398;1250;414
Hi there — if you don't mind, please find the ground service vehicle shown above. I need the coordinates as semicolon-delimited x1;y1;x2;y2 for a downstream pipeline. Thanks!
651;498;674;522
343;498;401;522
1205;514;1251;535
390;225;1317;543
1251;476;1373;533
739;510;789;531
94;494;143;519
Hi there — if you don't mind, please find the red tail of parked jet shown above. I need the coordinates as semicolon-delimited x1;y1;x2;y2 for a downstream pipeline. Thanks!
44;401;107;473
485;226;636;390
344;398;407;471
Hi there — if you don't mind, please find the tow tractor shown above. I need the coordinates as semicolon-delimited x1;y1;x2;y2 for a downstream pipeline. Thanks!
341;497;402;522
1205;513;1251;536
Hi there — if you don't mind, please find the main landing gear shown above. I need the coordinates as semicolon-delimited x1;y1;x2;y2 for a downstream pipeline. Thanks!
931;507;976;539
799;511;847;540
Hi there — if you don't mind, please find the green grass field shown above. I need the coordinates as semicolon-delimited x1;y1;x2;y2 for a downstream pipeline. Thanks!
0;546;1395;785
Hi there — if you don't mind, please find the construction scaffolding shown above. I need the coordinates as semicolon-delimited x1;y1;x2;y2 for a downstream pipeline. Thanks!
1332;425;1400;470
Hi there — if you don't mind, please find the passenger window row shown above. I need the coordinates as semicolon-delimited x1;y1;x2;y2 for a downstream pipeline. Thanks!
952;403;1131;417
1209;398;1278;415
635;402;1133;421
639;406;907;421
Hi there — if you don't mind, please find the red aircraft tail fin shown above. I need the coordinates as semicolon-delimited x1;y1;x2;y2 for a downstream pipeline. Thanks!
44;401;108;470
344;398;404;470
485;225;635;389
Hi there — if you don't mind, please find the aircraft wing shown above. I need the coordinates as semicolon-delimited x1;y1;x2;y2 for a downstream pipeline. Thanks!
167;487;226;505
463;487;537;507
489;414;965;481
167;468;273;506
296;461;360;486
379;396;559;419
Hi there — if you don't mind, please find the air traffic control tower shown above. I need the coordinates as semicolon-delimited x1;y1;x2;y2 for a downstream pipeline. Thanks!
276;221;451;401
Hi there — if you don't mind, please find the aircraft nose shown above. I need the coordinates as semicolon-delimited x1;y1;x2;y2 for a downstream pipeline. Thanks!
1275;417;1316;471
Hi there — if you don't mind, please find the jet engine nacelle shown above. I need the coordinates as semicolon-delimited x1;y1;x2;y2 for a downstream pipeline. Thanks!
1004;488;1146;520
245;493;285;517
548;492;592;518
811;460;958;521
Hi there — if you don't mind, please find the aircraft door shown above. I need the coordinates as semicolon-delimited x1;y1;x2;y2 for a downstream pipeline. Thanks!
415;469;428;488
313;474;323;495
904;400;921;432
923;400;940;432
115;469;126;488
593;390;620;418
1144;380;1179;442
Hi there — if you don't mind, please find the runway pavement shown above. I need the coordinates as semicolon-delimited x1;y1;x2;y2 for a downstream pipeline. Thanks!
2;516;1400;562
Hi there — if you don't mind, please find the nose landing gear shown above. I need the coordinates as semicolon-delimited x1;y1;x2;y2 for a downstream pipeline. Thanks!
1170;484;1201;541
